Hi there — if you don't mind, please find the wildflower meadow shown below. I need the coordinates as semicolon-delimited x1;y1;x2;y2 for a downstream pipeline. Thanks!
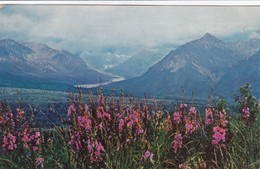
0;83;259;169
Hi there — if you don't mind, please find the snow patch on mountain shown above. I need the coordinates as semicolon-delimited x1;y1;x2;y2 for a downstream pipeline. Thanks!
167;57;187;73
192;62;221;83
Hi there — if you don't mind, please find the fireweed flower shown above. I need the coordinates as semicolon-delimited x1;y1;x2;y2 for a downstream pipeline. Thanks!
127;120;134;128
97;106;105;119
179;163;189;169
97;106;111;121
185;107;199;135
35;157;44;168
185;119;199;135
20;129;41;151
103;112;111;121
172;133;183;153
205;108;213;125
16;108;25;121
180;103;188;109
68;104;76;116
242;107;250;120
174;112;182;124
219;110;228;127
98;122;103;129
189;107;196;117
143;150;154;163
69;131;82;150
119;118;125;133
211;126;226;145
78;114;92;131
2;132;17;151
2;111;15;128
89;141;105;163
137;126;144;135
143;150;150;160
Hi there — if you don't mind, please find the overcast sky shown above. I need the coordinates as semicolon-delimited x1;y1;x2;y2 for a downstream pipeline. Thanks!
0;5;260;55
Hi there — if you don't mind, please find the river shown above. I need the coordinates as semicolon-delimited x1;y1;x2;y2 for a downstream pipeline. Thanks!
76;76;125;89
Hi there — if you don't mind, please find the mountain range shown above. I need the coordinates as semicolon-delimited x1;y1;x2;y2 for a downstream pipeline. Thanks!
1;34;259;98
106;48;169;78
0;39;113;90
80;50;131;71
102;33;260;98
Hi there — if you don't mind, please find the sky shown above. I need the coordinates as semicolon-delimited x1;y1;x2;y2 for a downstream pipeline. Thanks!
0;5;260;56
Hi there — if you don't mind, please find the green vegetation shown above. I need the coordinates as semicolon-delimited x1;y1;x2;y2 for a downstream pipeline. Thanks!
0;83;259;169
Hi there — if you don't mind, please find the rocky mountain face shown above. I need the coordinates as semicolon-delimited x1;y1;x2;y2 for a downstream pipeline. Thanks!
0;39;113;87
104;33;260;98
217;50;260;97
106;49;169;78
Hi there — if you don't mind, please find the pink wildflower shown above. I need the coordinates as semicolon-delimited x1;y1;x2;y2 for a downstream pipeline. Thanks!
179;163;189;169
97;110;103;119
143;105;149;112
78;115;92;131
3;132;17;151
205;108;213;125
143;150;151;160
35;132;40;138
189;107;196;117
97;142;104;152
103;112;111;120
68;104;76;116
185;119;198;135
173;112;182;124
35;157;44;168
87;140;93;153
127;120;134;128
180;103;188;109
97;106;105;119
173;133;183;153
219;110;228;127
242;107;250;120
211;126;226;145
98;122;103;129
119;119;124;133
137;127;144;135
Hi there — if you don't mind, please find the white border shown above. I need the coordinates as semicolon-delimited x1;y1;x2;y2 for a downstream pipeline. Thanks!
0;1;260;6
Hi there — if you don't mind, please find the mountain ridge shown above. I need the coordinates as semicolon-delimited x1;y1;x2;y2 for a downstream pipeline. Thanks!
101;33;260;98
0;39;114;89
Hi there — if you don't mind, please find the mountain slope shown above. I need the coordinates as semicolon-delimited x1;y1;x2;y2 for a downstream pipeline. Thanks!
106;49;169;78
0;39;113;89
103;33;260;98
217;50;260;97
80;51;130;71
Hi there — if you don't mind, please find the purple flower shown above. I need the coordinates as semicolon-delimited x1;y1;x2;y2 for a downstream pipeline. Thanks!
143;150;151;160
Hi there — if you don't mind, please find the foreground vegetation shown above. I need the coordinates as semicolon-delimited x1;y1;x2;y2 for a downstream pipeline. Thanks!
0;83;259;169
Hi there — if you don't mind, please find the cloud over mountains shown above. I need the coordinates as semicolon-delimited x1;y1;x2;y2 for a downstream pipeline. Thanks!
0;5;260;55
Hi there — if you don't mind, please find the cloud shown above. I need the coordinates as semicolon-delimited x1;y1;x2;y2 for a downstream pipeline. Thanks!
0;5;260;54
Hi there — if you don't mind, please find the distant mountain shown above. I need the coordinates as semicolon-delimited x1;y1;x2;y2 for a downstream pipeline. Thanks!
106;49;169;78
0;39;113;90
217;50;260;97
228;38;260;58
80;51;130;71
102;33;260;98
